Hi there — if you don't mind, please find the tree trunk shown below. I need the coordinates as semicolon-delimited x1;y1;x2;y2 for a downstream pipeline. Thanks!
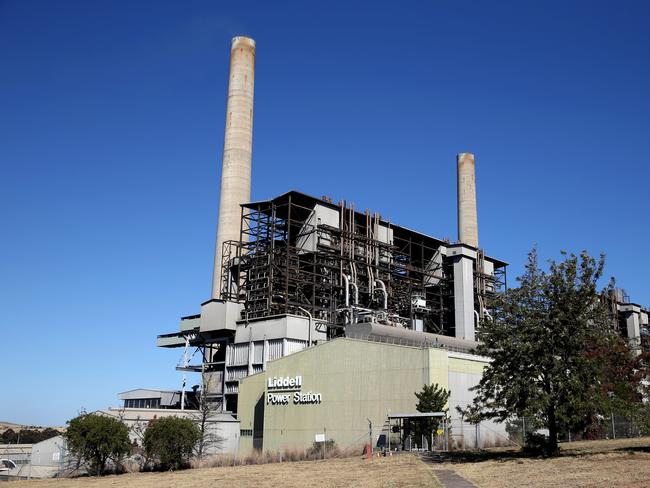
547;406;559;456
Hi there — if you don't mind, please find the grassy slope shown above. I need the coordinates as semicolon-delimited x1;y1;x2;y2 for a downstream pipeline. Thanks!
442;437;650;488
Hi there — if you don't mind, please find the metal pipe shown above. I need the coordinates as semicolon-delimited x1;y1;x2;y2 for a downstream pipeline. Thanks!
296;306;313;347
375;279;388;310
343;274;350;307
350;281;359;305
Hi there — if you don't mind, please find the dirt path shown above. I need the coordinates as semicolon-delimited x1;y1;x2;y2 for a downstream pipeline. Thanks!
433;469;478;488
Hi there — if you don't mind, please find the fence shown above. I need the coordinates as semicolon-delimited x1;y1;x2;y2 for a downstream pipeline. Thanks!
0;437;67;480
506;413;649;445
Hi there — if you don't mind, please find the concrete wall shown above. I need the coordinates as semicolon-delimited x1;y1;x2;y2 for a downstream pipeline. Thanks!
453;255;475;341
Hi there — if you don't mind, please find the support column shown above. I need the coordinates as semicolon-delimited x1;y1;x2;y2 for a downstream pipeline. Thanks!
247;341;254;375
263;339;269;371
453;256;475;341
625;311;641;353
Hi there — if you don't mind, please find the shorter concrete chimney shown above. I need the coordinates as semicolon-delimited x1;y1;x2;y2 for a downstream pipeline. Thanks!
457;152;478;248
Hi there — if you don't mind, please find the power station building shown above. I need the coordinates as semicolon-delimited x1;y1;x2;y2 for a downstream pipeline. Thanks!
121;36;647;454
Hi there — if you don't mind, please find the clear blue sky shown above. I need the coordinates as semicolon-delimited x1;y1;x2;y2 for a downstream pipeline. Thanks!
1;0;648;426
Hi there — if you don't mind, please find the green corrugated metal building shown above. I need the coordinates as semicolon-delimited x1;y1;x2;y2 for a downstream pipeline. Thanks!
237;338;495;453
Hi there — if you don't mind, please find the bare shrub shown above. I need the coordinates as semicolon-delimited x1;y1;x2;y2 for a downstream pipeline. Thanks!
189;441;360;470
191;454;237;469
121;459;141;473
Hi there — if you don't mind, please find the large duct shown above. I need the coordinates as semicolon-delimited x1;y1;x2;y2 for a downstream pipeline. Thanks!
457;152;478;248
211;36;256;299
346;322;478;354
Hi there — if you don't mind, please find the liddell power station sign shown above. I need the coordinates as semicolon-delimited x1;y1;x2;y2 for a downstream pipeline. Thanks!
266;375;322;405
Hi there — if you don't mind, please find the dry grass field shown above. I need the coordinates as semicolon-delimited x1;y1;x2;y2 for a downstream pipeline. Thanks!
15;455;439;488
443;437;650;488
12;437;650;488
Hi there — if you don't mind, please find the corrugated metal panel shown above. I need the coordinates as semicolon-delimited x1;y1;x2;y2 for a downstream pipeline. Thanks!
226;366;248;381
268;339;283;360
225;383;239;394
228;343;249;366
160;392;177;406
252;364;263;374
296;204;340;253
179;316;200;332
285;339;306;355
253;342;264;363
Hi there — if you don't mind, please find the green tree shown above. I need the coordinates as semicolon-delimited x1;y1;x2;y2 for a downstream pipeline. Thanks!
1;429;16;444
414;383;451;449
467;249;646;456
143;416;200;470
65;413;131;475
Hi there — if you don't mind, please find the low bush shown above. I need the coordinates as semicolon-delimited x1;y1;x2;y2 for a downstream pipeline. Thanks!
65;414;131;476
523;432;558;456
143;417;200;471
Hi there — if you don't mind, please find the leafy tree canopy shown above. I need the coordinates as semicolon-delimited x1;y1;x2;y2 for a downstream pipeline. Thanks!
143;416;200;471
65;413;131;475
1;427;61;444
467;249;646;456
414;383;451;445
415;383;451;415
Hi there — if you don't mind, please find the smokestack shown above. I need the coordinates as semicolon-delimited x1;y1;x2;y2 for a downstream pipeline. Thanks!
212;36;256;299
457;152;478;248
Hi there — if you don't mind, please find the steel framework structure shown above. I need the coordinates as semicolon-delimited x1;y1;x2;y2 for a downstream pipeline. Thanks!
218;192;506;337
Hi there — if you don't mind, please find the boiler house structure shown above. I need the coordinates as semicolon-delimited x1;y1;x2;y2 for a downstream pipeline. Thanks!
147;36;648;454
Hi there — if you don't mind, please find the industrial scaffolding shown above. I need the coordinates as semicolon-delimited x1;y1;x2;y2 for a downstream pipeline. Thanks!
218;192;505;338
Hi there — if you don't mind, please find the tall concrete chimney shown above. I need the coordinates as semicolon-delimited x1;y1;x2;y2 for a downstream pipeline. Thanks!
211;36;256;299
456;152;478;248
